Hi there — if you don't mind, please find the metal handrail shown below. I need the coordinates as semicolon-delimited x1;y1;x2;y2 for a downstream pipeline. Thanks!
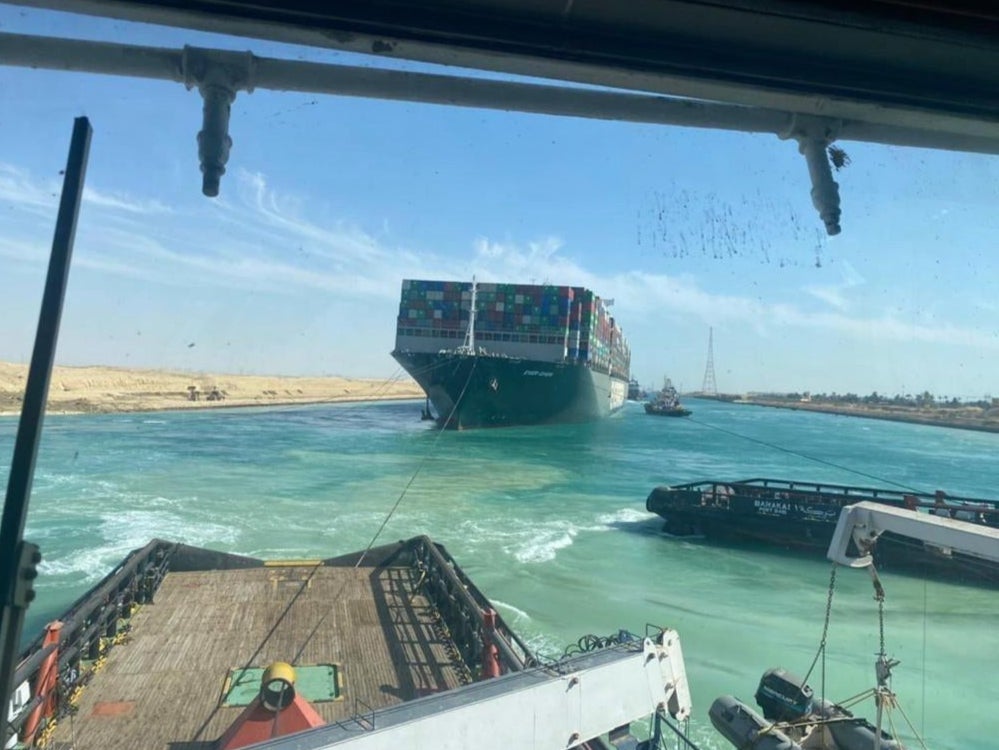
412;538;533;674
9;540;175;737
664;478;999;510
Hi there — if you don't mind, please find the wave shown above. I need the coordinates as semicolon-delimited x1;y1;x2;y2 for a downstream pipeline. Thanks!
510;527;576;563
39;505;239;585
595;507;656;525
490;599;532;622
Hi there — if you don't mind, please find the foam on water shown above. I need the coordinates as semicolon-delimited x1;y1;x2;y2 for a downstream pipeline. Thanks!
490;599;532;623
36;499;240;584
596;506;656;526
510;527;576;563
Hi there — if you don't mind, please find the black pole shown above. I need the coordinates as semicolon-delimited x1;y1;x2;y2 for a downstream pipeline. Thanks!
0;117;92;742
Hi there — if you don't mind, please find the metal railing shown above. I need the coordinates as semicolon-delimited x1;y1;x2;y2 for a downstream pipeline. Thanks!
410;538;535;676
661;478;999;521
9;539;175;743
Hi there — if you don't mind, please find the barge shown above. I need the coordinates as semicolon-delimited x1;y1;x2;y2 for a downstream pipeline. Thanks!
646;478;999;584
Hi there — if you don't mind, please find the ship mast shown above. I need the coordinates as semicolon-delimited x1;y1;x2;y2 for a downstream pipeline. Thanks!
460;276;477;354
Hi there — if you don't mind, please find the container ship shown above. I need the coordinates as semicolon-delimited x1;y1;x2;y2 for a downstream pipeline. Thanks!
392;279;630;429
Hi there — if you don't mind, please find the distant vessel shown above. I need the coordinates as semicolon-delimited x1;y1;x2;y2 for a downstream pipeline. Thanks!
392;279;630;429
644;378;691;417
645;477;999;583
627;378;642;401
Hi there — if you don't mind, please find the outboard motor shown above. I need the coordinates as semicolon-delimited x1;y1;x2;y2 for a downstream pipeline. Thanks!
709;696;799;750
754;668;814;722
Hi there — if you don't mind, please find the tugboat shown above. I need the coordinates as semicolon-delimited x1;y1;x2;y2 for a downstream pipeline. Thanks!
644;378;691;417
645;477;999;584
627;378;642;401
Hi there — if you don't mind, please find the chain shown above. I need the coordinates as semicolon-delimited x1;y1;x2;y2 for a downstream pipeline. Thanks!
867;564;886;656
878;595;886;657
822;565;837;646
428;609;474;685
802;563;837;685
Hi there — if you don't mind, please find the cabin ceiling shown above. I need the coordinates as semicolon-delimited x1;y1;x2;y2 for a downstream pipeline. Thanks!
8;0;999;140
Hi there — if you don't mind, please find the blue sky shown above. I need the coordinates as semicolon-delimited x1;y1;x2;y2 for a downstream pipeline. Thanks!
1;6;997;398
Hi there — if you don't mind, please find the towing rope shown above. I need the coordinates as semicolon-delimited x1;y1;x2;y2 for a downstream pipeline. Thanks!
685;416;926;493
354;358;478;567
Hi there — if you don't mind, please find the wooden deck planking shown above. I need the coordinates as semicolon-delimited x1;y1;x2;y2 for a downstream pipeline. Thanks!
48;564;466;749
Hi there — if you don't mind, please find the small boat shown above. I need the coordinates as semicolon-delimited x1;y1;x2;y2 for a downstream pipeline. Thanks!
709;507;999;750
646;477;999;584
644;378;691;417
711;668;902;750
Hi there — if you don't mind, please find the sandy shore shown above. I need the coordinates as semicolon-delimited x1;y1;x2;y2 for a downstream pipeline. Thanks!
0;362;424;416
727;397;999;434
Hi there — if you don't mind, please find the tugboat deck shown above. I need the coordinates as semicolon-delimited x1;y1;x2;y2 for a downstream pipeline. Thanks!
46;563;466;750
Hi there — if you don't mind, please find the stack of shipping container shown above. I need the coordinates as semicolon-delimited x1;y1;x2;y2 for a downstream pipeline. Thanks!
397;279;467;340
396;279;630;374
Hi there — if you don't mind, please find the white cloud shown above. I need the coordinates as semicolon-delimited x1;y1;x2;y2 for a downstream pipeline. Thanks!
4;162;996;361
803;259;866;311
0;163;171;216
1;165;440;299
230;169;394;267
82;185;173;214
0;237;48;264
0;164;58;213
470;236;589;285
460;241;999;351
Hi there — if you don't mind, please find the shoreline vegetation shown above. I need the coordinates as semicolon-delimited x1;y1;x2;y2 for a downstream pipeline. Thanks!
696;392;999;434
0;361;424;416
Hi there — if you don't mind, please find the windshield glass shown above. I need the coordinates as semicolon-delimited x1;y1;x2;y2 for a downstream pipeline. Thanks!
0;6;996;750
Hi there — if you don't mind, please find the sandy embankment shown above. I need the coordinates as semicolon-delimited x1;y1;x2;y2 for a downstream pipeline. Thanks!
0;362;424;416
735;397;999;434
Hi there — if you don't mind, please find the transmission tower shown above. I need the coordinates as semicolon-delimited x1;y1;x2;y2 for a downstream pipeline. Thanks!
701;327;718;395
